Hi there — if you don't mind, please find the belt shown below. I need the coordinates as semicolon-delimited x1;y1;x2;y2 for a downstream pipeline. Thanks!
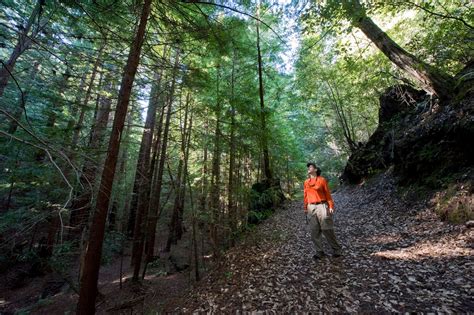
309;200;327;205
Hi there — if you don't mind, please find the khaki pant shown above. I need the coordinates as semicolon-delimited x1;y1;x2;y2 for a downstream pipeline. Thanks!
307;203;342;256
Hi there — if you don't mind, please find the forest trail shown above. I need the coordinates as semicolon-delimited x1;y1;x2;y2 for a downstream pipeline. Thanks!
163;174;473;313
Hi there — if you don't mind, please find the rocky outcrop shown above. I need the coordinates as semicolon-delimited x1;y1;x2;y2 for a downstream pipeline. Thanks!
342;68;474;186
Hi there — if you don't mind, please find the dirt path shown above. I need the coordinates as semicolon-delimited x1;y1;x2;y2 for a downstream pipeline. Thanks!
163;174;473;313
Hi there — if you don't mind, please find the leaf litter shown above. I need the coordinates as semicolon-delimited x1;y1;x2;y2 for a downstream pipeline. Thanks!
164;173;473;313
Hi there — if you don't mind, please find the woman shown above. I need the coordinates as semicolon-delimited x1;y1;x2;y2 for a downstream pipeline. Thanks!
303;162;342;260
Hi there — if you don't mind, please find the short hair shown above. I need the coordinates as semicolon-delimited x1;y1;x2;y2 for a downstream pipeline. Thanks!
306;162;316;168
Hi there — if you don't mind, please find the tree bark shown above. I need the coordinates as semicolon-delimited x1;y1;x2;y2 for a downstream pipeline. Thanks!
191;175;200;281
228;49;237;247
128;48;166;237
325;80;357;152
209;63;222;258
178;111;193;240
129;69;164;280
71;45;105;149
165;93;191;252
256;12;272;180
66;71;89;135
0;0;44;97
69;74;114;237
139;50;180;272
198;111;209;249
76;0;152;313
345;0;454;98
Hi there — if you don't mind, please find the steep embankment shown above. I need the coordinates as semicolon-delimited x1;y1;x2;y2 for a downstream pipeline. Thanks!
342;64;474;187
161;172;473;313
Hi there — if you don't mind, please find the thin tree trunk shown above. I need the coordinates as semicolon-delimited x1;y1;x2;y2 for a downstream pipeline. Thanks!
127;47;168;237
165;93;191;252
69;75;114;236
65;71;89;135
186;171;200;281
210;63;222;259
178;110;192;240
71;45;105;149
129;98;165;235
112;112;134;232
76;1;152;313
88;71;105;146
139;50;180;272
256;12;272;180
325;80;357;152
236;148;243;216
345;0;454;98
228;49;237;247
198;111;209;253
39;74;70;253
0;0;44;97
129;69;165;280
286;156;290;196
8;62;40;134
128;70;165;235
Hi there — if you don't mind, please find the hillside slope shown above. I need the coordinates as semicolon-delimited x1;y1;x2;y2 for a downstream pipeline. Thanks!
162;172;473;313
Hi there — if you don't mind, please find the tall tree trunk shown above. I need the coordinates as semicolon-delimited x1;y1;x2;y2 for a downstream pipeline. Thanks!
66;71;88;134
129;69;164;280
0;0;44;97
76;0;152;313
256;12;272;180
148;105;165;185
228;49;237;247
165;94;191;252
128;48;166;237
191;175;200;281
178;110;192;240
112;112;134;232
209;63;222;259
325;80;357;152
128;95;165;235
286;156;291;196
137;50;180;274
345;0;454;98
198;111;209;252
69;74;114;237
35;71;69;160
236;149;243;223
71;45;105;149
39;73;70;253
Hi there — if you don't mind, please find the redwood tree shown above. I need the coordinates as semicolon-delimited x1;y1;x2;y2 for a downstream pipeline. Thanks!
76;0;152;313
341;0;455;98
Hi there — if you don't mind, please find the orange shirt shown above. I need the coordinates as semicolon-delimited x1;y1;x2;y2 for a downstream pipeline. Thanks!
303;176;335;210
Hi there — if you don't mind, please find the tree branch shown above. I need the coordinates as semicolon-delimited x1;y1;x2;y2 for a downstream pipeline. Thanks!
396;0;473;29
181;1;285;43
0;129;74;243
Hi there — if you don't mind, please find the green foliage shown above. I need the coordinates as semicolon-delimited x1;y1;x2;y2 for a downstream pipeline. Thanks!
100;231;126;265
434;183;474;224
49;241;75;275
247;208;274;225
0;2;471;306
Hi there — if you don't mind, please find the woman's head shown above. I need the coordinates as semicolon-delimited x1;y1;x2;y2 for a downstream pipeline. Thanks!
307;162;321;176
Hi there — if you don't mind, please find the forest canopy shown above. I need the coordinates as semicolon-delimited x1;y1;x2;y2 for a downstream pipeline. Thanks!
0;0;472;313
